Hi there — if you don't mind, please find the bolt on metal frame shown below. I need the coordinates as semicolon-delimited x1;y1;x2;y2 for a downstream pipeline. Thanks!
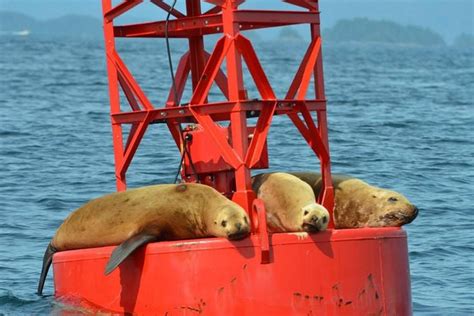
101;0;334;225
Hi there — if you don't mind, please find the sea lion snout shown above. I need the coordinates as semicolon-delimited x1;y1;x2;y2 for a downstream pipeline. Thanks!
227;223;250;240
302;203;330;232
226;219;250;240
213;206;250;240
413;206;419;218
381;204;419;226
405;205;419;223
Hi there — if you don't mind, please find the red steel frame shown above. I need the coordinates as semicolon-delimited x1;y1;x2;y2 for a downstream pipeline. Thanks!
101;0;334;222
51;3;413;313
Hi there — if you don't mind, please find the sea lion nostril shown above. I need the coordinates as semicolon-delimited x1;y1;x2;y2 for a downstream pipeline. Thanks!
311;215;318;223
236;223;242;230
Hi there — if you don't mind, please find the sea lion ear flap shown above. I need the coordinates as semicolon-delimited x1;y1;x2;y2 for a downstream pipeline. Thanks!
104;233;158;275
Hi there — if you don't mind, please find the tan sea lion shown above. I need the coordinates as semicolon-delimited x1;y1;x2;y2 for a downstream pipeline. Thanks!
251;172;330;233
37;183;250;295
289;172;419;229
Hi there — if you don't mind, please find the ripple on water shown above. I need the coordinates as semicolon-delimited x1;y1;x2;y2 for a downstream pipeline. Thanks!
1;38;473;314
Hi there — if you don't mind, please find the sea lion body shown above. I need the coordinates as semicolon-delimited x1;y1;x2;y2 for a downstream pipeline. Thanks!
289;172;418;228
52;183;249;250
252;173;329;233
38;183;249;294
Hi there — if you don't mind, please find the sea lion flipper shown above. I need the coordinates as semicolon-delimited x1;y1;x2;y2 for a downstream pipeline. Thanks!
37;243;57;295
104;233;158;276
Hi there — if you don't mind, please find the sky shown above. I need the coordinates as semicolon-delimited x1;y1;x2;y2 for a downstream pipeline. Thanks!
0;0;472;42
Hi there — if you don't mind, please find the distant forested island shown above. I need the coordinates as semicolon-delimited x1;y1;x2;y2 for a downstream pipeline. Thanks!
2;11;472;49
277;27;304;42
452;33;474;49
323;18;446;47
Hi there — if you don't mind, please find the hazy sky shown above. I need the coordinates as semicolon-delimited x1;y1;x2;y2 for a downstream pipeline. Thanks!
0;0;472;42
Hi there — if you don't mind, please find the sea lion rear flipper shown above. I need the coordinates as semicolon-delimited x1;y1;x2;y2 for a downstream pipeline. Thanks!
37;243;57;295
104;233;158;276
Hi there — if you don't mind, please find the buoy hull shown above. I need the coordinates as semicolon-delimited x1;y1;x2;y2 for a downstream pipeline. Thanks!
53;227;412;315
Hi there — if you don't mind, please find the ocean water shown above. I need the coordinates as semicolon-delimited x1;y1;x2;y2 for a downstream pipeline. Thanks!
0;35;473;315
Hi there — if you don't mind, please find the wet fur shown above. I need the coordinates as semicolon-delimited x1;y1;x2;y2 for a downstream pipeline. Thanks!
288;172;418;229
252;173;329;233
37;183;249;295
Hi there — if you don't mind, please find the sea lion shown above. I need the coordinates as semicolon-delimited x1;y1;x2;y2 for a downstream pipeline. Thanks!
288;172;419;229
37;183;250;295
251;172;330;233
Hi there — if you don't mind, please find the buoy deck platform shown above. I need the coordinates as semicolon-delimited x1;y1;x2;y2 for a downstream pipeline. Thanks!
53;227;411;315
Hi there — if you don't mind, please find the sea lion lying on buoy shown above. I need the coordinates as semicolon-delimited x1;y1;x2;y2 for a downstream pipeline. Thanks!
37;183;250;295
289;172;419;229
251;172;330;233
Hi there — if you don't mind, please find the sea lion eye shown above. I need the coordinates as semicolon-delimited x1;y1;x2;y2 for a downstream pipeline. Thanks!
388;197;398;202
304;210;309;216
221;220;227;228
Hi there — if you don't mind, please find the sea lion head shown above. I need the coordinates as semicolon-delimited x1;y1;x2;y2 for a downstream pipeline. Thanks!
300;203;330;232
366;188;418;227
210;204;250;240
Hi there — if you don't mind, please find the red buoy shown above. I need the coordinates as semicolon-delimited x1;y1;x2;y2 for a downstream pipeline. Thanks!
52;1;413;314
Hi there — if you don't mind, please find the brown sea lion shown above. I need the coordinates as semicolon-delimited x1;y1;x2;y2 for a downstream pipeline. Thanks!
288;172;419;229
37;183;250;295
252;172;330;233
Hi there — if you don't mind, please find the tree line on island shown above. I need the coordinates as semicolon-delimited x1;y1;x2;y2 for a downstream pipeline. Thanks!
323;17;446;47
279;18;472;48
1;11;473;48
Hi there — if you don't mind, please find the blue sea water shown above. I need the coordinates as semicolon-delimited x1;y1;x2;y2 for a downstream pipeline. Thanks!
0;35;473;315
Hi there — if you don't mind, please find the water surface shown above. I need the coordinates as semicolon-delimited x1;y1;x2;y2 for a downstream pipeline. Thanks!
0;36;473;314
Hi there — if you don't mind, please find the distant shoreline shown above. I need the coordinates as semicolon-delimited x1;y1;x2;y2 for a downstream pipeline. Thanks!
1;11;473;48
277;18;473;48
322;18;446;47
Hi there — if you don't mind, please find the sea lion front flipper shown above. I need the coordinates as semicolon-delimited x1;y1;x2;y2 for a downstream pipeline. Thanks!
37;243;57;295
104;233;158;275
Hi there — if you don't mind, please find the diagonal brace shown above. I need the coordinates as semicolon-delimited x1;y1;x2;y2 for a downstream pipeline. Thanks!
104;0;143;22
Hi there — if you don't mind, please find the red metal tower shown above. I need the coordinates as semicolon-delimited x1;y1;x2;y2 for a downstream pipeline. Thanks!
102;0;334;221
